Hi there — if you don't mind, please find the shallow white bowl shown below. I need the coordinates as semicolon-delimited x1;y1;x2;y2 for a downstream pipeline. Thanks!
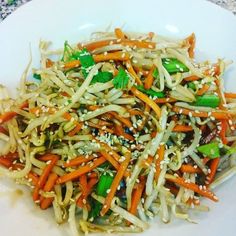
0;0;236;236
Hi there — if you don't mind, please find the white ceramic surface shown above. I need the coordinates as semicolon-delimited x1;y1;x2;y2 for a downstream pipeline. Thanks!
0;0;236;235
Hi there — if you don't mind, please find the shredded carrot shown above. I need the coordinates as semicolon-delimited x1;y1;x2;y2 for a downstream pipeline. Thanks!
140;155;154;168
114;123;134;141
0;152;19;160
77;177;98;208
196;84;210;96
100;151;120;170
87;121;114;134
207;158;220;185
180;164;202;174
26;172;39;186
185;33;196;58
126;60;143;85
224;92;236;99
121;39;155;49
173;124;193;132
144;65;155;90
46;58;54;68
109;111;134;130
128;177;145;217
0;126;8;135
64;52;130;70
219;120;228;144
60;91;70;97
114;28;126;39
0;158;12;168
127;109;143;116
165;174;218;202
79;175;88;194
33;154;59;201
154;97;177;104
131;87;161;119
40;172;58;210
100;152;131;216
172;106;230;120
0;101;28;124
63;155;95;168
57;156;106;184
184;75;201;82
68;123;83;136
186;198;200;206
154;144;165;182
204;63;220;77
133;66;149;77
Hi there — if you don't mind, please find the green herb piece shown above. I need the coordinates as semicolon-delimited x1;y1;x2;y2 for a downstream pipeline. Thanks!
194;95;220;108
136;85;165;98
188;82;196;90
89;173;114;219
33;73;41;80
91;71;113;84
113;68;129;89
77;48;95;77
153;68;159;78
197;142;220;159
162;58;189;74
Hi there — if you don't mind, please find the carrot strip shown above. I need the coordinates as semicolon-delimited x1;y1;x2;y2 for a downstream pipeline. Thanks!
26;172;39;186
204;64;220;77
173;125;193;132
196;84;210;96
114;124;134;141
207;158;220;185
57;156;106;184
0;126;8;135
33;154;59;201
87;121;114;134
64;52;130;70
0;101;28;124
127;109;144;116
165;174;218;202
77;177;98;208
184;75;201;82
0;152;19;160
68;123;83;136
46;58;54;68
186;198;200;206
100;151;120;170
140;156;154;168
63;155;95;168
154;144;165;182
94;52;130;62
0;158;13;168
114;28;126;39
224;92;236;99
131;87;161;118
40;172;58;210
109;111;134;130
172;106;230;120
126;60;143;85
128;177;145;217
133;66;149;77
180;164;202;174
185;33;196;58
121;39;155;49
100;152;131;216
154;98;177;104
219;120;228;144
79;174;88;193
144;65;155;90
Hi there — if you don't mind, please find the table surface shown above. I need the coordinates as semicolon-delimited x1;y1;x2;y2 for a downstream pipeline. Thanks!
0;0;236;22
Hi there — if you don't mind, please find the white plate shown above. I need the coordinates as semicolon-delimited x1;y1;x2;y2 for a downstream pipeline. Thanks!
0;0;236;235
